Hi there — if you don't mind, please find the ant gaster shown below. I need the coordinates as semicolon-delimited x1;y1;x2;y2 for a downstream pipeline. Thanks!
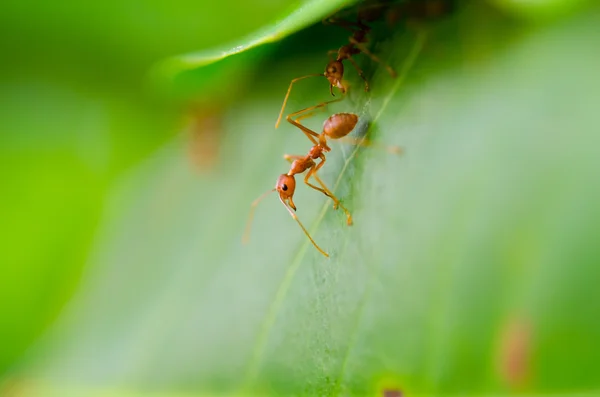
275;15;397;129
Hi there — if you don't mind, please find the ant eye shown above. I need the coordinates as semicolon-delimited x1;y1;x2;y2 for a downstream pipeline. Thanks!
328;66;336;73
282;184;288;191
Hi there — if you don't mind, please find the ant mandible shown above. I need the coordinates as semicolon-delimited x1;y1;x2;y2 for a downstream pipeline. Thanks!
245;99;401;257
274;11;397;129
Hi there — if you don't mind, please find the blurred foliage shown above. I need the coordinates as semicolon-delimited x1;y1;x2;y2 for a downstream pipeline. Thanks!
490;0;593;20
2;0;600;396
0;0;341;378
152;0;355;101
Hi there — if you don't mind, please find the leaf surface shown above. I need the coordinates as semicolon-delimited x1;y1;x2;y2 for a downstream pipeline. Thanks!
12;3;600;397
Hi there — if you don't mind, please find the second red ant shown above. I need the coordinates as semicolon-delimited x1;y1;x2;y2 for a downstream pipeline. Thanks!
274;0;453;129
274;9;398;129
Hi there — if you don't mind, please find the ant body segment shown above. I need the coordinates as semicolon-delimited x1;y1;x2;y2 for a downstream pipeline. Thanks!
245;100;401;257
275;13;397;129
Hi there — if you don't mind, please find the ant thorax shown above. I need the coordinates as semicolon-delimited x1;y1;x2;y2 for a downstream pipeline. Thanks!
336;45;354;61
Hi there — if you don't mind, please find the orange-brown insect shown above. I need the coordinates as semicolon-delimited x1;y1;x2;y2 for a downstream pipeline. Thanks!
384;0;455;27
274;13;397;129
246;100;401;257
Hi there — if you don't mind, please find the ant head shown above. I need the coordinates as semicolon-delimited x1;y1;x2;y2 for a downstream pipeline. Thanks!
276;174;297;210
325;61;345;92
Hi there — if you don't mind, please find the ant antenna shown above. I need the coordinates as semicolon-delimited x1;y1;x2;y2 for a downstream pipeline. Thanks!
279;197;329;258
243;188;275;244
275;73;325;129
243;187;329;257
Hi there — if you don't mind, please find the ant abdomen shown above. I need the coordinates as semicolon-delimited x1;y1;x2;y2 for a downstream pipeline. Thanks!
322;113;358;139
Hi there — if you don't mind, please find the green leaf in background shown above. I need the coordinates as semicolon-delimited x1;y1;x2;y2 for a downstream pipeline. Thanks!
5;1;600;396
1;0;345;381
157;0;357;73
491;0;593;20
151;0;357;101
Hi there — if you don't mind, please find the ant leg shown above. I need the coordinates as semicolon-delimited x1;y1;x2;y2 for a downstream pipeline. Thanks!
349;37;397;78
286;118;320;145
283;154;304;163
337;136;403;154
327;49;338;61
243;188;276;244
287;97;344;120
304;167;334;205
276;73;325;129
294;108;327;124
311;175;353;226
304;166;340;211
304;160;353;226
346;56;370;91
279;196;329;257
293;97;341;124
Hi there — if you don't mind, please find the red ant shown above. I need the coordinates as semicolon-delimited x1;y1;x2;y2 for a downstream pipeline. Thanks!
274;11;397;129
245;99;401;257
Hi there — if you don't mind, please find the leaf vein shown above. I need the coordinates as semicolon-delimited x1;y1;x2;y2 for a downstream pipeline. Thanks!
332;29;428;396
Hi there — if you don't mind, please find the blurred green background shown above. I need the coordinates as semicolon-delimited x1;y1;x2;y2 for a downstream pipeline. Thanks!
0;0;325;376
1;0;599;396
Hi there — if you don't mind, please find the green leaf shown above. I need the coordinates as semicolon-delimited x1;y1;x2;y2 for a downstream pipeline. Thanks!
490;0;593;20
157;0;357;73
11;2;600;396
150;0;357;99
